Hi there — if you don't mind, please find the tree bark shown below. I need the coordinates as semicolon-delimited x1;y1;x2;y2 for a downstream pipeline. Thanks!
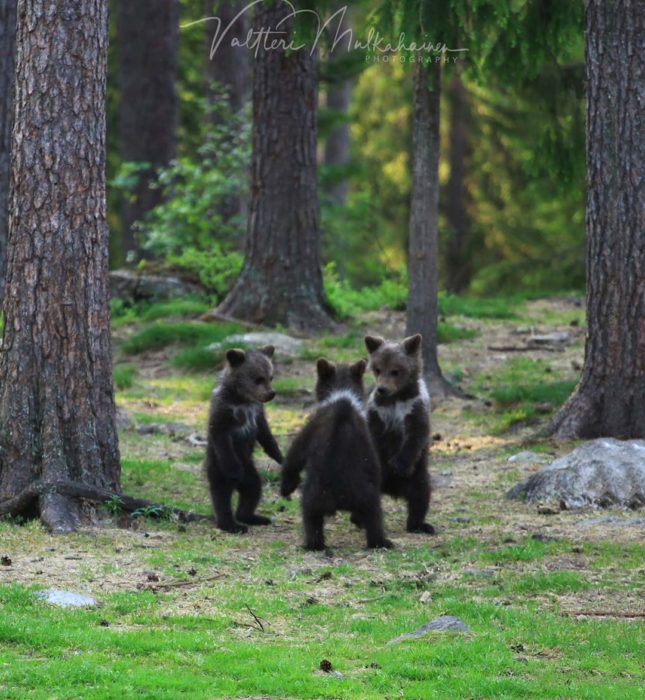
0;0;120;532
549;0;644;439
216;1;333;331
406;61;461;399
117;0;178;261
0;0;17;299
444;76;473;294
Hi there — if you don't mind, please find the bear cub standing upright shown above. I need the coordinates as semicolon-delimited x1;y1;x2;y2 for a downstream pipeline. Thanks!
364;334;435;534
280;358;393;551
205;346;283;533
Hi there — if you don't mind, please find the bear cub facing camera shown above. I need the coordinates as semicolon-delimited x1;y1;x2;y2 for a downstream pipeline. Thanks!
205;346;283;534
364;334;435;535
280;358;393;551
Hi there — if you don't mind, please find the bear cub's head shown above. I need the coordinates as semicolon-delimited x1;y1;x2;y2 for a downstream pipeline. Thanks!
224;346;276;403
315;358;367;402
364;334;422;399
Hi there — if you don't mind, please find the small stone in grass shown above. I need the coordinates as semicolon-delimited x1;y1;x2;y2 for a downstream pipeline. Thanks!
1;555;12;566
319;659;333;673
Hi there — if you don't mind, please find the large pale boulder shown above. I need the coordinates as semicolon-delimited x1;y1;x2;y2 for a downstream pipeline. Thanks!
507;439;645;509
109;269;200;303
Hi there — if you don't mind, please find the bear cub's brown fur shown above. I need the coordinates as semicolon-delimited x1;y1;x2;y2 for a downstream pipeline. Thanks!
280;358;393;551
364;334;435;534
205;346;283;533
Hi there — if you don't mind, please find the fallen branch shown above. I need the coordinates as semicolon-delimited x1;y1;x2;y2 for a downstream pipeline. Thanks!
245;604;266;632
563;610;645;619
0;480;211;524
487;345;561;353
140;572;226;592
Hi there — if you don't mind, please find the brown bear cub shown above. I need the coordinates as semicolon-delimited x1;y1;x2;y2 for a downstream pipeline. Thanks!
205;346;283;533
280;359;393;551
364;334;435;535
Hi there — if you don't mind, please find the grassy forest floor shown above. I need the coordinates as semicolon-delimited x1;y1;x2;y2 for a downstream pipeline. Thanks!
1;295;643;699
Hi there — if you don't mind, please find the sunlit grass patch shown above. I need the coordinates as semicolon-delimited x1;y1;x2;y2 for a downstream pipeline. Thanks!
139;297;210;322
113;363;137;390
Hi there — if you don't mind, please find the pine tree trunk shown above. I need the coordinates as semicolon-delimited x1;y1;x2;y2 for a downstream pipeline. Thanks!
549;0;644;439
324;7;352;206
217;1;333;331
117;0;178;260
444;76;472;294
0;0;17;299
205;0;249;245
205;0;248;114
0;0;120;532
406;61;460;398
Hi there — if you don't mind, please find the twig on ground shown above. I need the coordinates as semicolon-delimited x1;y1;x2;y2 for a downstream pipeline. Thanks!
245;604;266;632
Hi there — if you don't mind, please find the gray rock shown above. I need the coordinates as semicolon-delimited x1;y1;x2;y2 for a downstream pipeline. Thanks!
507;439;645;509
387;616;472;644
508;451;551;464
528;331;571;347
578;516;645;528
208;332;303;356
115;406;133;431
109;269;200;303
35;589;97;608
136;422;191;437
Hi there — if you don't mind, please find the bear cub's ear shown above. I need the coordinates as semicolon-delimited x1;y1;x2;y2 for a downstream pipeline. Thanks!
226;348;246;367
350;358;367;378
316;358;336;379
364;335;385;354
259;345;275;358
402;334;422;355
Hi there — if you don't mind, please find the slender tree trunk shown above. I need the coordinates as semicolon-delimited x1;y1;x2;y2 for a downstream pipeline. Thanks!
217;1;333;331
444;76;473;294
549;0;644;439
205;0;249;244
0;0;120;532
205;0;248;115
0;0;17;298
117;0;178;261
323;7;352;206
406;61;460;398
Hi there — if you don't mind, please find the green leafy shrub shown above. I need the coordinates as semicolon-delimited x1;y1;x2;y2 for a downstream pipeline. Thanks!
113;363;137;389
121;321;243;355
324;263;407;317
139;297;211;322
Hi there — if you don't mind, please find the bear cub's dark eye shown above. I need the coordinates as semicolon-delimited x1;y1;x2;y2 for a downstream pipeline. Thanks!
390;370;399;377
373;368;381;376
255;377;264;386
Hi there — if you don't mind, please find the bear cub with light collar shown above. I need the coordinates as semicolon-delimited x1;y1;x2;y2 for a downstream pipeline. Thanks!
280;358;393;551
364;334;435;534
205;346;283;534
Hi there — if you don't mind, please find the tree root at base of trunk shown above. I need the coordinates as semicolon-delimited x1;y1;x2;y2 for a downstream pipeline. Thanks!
0;480;211;532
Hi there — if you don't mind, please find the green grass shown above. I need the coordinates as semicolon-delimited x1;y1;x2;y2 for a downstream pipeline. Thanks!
113;363;137;390
438;293;522;320
437;323;478;344
121;321;244;355
139;297;211;322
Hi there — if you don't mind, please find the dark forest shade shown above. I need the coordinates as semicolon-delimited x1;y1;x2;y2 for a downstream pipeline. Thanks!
0;0;120;531
0;0;17;297
217;1;332;331
117;0;178;260
549;0;644;438
405;62;456;398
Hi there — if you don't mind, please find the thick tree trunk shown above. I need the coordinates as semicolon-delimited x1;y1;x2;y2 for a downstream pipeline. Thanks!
323;7;352;206
216;1;333;331
444;76;473;294
0;0;120;532
549;0;644;439
406;61;461;399
0;0;17;299
117;0;178;261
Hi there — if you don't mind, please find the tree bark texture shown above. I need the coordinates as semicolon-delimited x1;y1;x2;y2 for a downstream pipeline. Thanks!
217;1;332;331
444;76;473;294
0;0;120;532
117;0;178;260
406;61;459;398
0;0;17;298
549;0;644;439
